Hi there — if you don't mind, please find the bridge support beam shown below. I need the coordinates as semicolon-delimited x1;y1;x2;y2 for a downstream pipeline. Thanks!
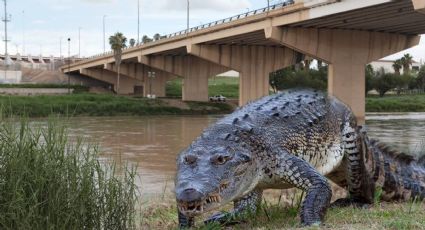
139;55;228;102
80;68;143;94
187;44;302;106
265;26;420;124
413;0;425;14
104;62;173;97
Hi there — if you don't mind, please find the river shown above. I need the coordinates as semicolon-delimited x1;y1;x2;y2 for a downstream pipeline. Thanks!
57;113;425;196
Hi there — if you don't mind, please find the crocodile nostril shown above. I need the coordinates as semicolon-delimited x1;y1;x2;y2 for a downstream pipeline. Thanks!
177;188;203;203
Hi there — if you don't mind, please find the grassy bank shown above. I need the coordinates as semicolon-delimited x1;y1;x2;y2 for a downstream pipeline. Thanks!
0;119;138;229
142;195;425;229
366;94;425;112
0;94;233;117
166;77;239;98
0;83;89;93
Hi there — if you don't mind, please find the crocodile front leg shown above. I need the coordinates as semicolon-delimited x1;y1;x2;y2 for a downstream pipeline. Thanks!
275;153;332;226
204;189;263;225
332;124;375;207
178;210;194;229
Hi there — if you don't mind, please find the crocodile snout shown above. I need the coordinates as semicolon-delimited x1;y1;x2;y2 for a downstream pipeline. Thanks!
177;188;203;203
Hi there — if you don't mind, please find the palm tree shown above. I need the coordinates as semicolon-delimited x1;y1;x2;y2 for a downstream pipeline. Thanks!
400;53;413;75
142;35;153;44
392;59;402;75
129;38;136;47
153;33;161;41
109;32;127;94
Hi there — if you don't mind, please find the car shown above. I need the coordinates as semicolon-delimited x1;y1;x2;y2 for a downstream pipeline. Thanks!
209;95;226;102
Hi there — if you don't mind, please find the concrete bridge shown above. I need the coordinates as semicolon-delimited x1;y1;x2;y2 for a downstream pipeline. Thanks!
61;0;425;124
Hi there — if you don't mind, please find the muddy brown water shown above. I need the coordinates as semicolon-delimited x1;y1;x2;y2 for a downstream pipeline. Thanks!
46;113;425;196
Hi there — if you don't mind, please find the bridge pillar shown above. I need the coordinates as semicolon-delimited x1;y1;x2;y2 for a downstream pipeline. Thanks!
265;27;420;124
138;55;228;102
187;44;301;106
80;68;143;94
105;62;173;97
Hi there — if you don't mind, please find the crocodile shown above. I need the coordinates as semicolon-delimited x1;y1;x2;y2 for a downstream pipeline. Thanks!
175;89;425;228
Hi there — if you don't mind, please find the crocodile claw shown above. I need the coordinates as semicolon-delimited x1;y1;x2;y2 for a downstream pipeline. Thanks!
330;198;371;209
204;212;229;225
204;212;241;226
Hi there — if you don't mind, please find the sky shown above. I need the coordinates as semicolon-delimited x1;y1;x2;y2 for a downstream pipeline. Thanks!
2;0;425;62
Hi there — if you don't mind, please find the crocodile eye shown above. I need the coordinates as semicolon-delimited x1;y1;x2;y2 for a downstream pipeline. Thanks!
184;155;197;165
211;154;231;165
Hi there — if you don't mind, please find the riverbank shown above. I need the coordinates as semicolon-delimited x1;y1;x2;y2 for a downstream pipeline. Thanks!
366;94;425;112
0;94;234;117
142;194;425;229
166;77;239;98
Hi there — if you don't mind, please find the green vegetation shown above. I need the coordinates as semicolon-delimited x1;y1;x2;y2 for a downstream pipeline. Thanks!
0;83;89;93
141;195;425;229
0;94;233;117
0;119;138;229
270;67;328;92
367;94;425;112
166;77;239;98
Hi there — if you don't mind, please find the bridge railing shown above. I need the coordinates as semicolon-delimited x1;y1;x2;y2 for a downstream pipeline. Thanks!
84;0;295;61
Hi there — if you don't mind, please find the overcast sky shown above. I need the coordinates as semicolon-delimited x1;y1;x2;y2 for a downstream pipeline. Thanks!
3;0;425;62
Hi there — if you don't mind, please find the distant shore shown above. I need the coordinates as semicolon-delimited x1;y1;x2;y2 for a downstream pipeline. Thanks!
0;93;235;117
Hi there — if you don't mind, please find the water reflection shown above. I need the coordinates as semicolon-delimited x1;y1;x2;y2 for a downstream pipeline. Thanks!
366;113;425;157
53;113;424;196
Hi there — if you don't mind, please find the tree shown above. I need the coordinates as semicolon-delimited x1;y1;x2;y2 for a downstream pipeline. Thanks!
392;59;402;75
129;38;136;47
142;35;153;44
109;32;127;94
365;64;374;95
373;68;397;97
400;53;414;75
417;65;425;90
153;33;161;41
269;66;327;92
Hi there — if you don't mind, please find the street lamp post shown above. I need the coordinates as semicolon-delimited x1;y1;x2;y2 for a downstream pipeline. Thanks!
148;71;156;98
68;38;71;94
267;0;270;11
78;27;81;58
186;0;189;33
137;0;140;45
22;10;25;55
103;15;107;53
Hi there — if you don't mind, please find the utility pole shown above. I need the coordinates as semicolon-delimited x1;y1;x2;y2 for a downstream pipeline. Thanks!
2;0;11;64
60;37;62;58
22;10;25;55
103;15;107;53
68;38;71;94
137;0;140;45
78;27;81;58
267;0;270;11
186;0;189;33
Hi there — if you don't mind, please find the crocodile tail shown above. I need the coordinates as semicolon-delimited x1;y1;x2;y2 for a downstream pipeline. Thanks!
368;139;425;201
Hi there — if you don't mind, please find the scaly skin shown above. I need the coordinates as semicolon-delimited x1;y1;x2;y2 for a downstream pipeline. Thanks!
175;89;425;228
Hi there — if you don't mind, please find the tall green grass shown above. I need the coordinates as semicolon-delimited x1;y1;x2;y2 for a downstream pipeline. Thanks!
0;117;139;229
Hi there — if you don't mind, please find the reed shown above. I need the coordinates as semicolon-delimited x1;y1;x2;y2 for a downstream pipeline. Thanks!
0;117;139;229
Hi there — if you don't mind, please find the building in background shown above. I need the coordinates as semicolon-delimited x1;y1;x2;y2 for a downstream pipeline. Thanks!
370;59;422;73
